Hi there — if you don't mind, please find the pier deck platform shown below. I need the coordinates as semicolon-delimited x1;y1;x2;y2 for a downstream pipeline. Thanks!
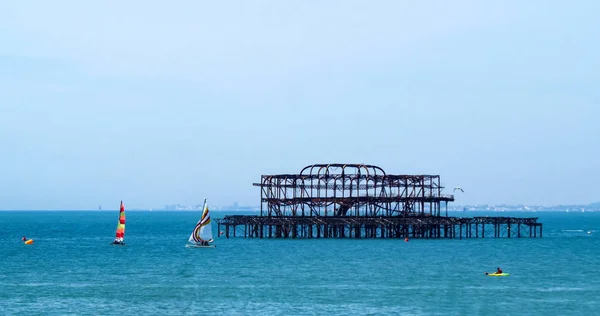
216;215;542;239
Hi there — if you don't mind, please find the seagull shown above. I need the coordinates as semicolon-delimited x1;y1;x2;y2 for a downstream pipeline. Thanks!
453;187;464;193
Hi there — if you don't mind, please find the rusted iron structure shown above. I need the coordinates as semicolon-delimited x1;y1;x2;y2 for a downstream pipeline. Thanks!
216;164;542;239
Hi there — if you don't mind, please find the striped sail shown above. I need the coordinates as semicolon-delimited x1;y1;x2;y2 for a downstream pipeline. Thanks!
114;201;125;243
188;199;213;243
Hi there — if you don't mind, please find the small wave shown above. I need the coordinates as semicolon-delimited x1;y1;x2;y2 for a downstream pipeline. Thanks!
0;282;102;288
562;230;584;232
537;287;585;292
0;282;55;287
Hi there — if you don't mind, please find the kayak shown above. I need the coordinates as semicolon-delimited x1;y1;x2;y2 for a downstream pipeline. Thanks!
486;272;509;276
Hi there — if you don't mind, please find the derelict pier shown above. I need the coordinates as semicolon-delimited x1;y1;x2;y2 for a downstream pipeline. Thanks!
216;164;542;239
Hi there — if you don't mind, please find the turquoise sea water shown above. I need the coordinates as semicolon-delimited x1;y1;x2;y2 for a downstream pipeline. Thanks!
1;211;600;315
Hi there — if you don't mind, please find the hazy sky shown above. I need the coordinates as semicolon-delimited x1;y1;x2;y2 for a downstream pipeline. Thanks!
1;1;598;209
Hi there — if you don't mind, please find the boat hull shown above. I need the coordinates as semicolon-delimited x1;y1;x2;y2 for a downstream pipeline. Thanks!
185;244;216;248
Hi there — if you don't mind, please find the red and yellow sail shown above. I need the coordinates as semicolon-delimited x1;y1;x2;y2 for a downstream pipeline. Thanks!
114;201;125;243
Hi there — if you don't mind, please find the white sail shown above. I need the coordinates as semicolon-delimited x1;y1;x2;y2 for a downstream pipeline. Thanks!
188;199;214;244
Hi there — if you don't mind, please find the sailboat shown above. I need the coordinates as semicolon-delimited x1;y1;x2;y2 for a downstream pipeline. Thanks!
186;198;216;248
111;201;126;245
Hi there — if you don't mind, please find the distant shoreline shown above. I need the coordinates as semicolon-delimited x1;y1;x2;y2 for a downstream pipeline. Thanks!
449;203;600;212
0;209;261;212
1;209;598;213
6;202;599;212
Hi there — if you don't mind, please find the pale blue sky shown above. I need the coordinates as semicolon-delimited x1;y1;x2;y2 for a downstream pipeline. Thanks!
0;1;598;209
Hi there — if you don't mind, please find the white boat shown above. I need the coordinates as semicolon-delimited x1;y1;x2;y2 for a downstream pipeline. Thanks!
186;198;216;248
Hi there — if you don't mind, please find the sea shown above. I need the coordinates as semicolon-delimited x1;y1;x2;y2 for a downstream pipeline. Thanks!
1;210;599;315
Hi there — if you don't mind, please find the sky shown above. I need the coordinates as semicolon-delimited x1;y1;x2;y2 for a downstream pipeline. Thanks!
0;1;598;210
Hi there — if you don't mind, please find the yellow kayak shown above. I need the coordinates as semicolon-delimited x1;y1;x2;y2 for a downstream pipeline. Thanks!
485;272;509;276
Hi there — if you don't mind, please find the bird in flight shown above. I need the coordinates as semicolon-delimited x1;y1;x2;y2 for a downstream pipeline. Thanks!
453;187;464;193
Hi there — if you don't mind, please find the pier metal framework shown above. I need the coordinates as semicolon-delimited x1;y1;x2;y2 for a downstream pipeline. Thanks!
216;164;542;239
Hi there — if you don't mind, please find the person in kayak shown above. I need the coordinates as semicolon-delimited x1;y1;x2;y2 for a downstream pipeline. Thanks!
22;236;27;241
485;267;504;275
